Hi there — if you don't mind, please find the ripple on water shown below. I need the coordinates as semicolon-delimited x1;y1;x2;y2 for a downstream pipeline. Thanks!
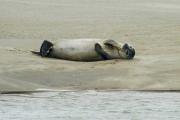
0;91;180;120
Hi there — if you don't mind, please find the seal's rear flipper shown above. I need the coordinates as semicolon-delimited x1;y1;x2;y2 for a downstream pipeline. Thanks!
95;43;110;60
40;40;53;57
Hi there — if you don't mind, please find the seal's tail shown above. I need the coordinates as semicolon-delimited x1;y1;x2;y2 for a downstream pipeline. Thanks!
31;51;40;56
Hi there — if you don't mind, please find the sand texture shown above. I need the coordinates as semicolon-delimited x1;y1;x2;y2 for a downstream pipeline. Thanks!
0;0;180;92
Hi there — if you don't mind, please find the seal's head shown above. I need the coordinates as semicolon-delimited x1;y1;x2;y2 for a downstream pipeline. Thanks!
122;43;135;59
104;39;135;60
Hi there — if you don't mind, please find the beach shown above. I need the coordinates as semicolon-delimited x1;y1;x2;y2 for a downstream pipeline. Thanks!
0;0;180;92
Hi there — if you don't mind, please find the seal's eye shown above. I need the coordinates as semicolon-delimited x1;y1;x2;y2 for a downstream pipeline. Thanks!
123;43;129;50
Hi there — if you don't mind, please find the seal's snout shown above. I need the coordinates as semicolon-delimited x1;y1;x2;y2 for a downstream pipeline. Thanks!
123;43;135;59
128;47;135;59
40;40;53;57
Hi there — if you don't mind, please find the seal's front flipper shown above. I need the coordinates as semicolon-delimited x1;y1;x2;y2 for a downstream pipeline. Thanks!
40;40;53;57
95;43;110;60
104;39;120;50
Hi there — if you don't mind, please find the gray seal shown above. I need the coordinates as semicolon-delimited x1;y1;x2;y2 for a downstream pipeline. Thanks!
32;39;135;61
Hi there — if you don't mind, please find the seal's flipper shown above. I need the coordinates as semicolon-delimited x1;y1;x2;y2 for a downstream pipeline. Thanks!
40;40;53;57
104;39;120;50
95;43;110;60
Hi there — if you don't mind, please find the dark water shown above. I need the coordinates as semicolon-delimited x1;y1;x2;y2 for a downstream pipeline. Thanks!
0;91;180;120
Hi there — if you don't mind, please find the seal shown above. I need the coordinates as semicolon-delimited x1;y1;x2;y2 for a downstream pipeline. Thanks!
32;39;135;61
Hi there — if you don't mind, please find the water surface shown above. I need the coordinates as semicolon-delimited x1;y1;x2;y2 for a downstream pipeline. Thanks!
0;91;180;120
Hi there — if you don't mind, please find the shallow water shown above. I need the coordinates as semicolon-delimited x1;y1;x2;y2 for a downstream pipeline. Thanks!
0;91;180;120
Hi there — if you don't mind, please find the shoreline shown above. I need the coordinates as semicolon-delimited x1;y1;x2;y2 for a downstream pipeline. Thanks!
1;89;180;94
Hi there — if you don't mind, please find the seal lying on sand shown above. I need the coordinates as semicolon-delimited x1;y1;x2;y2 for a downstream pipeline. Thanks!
32;39;135;61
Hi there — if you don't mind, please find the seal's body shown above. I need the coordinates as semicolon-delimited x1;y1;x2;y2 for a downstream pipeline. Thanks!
51;39;103;61
35;39;135;61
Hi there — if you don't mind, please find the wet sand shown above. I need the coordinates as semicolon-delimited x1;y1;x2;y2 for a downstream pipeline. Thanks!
0;0;180;91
